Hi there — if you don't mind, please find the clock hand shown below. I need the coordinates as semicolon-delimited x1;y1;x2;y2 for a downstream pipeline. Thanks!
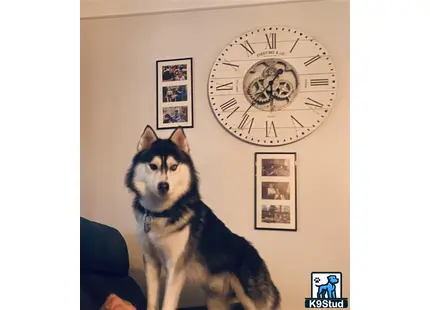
254;82;272;98
269;83;274;112
262;69;284;93
242;102;254;116
252;68;284;104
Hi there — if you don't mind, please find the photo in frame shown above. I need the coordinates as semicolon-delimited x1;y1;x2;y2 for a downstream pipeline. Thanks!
156;57;193;129
254;152;297;231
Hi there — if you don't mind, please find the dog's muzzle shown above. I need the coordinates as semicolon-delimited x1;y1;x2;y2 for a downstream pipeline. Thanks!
157;182;169;196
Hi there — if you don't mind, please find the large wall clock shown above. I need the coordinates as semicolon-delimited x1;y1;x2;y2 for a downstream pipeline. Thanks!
208;26;337;146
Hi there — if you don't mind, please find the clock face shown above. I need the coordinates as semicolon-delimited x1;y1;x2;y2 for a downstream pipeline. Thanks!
208;26;337;146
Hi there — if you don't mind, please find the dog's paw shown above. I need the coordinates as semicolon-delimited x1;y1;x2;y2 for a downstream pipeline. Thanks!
314;277;320;284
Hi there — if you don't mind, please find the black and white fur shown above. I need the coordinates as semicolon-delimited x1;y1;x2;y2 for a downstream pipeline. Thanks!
125;125;281;310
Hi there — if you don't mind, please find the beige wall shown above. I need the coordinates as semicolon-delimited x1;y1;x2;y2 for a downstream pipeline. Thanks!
80;0;311;18
81;1;349;308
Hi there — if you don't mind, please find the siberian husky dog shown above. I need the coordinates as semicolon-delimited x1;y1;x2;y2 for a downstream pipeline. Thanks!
125;125;281;310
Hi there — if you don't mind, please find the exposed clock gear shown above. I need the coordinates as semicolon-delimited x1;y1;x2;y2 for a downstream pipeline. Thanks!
272;79;294;101
262;66;278;78
247;77;273;104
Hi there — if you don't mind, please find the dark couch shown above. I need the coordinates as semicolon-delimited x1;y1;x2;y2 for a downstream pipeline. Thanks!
80;217;147;310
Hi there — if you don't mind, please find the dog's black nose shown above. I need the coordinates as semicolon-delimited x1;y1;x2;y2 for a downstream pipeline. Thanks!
157;182;169;195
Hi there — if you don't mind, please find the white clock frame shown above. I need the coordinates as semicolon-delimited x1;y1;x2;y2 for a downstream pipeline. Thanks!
208;25;337;146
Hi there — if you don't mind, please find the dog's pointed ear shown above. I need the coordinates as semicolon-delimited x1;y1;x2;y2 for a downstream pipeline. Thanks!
169;127;189;154
137;125;158;151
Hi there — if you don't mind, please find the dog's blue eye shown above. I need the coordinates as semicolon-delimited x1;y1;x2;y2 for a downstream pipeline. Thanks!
149;164;158;170
170;164;178;171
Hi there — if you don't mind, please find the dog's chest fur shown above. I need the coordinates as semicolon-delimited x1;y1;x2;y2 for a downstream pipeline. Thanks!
136;216;188;265
135;211;208;283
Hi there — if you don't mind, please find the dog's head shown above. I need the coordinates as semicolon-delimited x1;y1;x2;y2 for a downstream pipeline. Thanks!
327;275;339;285
125;125;198;212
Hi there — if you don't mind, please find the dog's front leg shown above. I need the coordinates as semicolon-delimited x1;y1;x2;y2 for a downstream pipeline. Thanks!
144;256;161;310
161;265;186;310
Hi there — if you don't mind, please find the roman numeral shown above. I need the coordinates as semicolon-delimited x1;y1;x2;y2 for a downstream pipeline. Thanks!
265;121;277;137
304;97;324;108
226;106;239;118
240;40;255;56
219;98;239;118
222;61;239;71
265;33;277;49
216;82;233;91
304;55;321;66
290;115;304;128
310;79;329;86
220;98;238;111
238;113;254;133
290;38;299;53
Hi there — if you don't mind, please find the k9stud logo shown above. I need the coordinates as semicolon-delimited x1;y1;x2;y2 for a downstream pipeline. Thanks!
305;272;349;308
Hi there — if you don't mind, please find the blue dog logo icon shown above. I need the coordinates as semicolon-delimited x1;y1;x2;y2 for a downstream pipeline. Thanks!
315;275;339;299
305;272;348;308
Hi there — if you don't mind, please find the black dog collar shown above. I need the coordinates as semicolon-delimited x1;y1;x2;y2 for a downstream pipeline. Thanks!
137;202;172;233
136;197;199;233
137;202;172;218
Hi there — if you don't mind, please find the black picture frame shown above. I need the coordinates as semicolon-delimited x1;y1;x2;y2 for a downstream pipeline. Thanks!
254;152;298;231
156;57;194;130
